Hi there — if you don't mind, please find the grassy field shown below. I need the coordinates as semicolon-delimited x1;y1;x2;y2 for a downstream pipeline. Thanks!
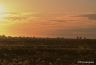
0;46;96;65
0;36;96;65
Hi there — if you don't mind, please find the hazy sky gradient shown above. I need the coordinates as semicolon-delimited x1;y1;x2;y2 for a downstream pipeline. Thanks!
0;0;96;38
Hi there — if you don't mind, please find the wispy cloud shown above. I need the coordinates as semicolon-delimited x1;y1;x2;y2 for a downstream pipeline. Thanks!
4;12;39;21
49;19;66;22
74;13;96;20
5;16;28;21
49;19;78;23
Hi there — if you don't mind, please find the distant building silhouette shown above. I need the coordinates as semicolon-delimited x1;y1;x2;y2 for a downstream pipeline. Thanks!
76;36;87;40
76;36;82;39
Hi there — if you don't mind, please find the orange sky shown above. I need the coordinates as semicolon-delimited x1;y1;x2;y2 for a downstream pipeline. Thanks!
0;0;96;38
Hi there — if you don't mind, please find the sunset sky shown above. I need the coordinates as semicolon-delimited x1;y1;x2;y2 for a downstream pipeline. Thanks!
0;0;96;38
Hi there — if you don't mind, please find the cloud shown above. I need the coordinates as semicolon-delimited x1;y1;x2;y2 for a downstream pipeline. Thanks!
75;13;96;20
5;16;28;21
4;12;39;21
70;28;96;32
3;12;27;21
49;19;77;23
49;20;66;22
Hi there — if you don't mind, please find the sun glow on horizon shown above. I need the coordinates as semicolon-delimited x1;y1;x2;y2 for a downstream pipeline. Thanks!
0;4;6;21
0;5;5;13
0;4;9;36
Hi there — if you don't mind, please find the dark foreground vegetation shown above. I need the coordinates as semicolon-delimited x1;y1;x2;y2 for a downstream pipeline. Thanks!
0;35;96;65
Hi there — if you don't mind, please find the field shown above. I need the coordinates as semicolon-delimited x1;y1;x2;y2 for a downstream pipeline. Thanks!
0;36;96;65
